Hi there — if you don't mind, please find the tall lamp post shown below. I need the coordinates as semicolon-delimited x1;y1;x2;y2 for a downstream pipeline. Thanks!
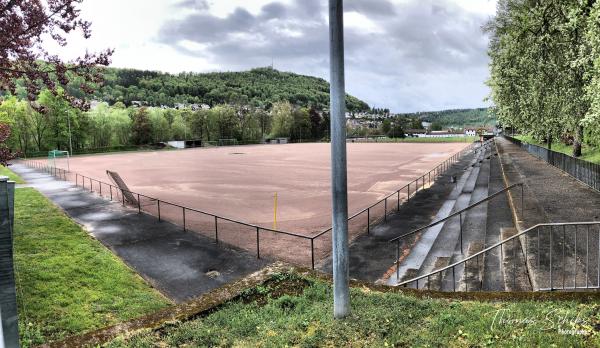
329;0;350;318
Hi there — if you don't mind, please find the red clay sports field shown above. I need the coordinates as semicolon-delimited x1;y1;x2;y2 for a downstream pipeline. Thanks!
37;142;471;265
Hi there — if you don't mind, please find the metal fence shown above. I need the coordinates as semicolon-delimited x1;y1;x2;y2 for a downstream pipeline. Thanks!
390;182;524;285
504;136;600;192
22;140;484;269
0;177;17;347
397;222;600;292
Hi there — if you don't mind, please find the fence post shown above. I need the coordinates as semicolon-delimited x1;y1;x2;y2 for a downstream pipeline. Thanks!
0;177;18;347
214;216;219;244
256;227;260;259
459;213;463;255
367;208;370;234
311;238;315;269
183;207;186;232
157;200;161;221
138;194;141;213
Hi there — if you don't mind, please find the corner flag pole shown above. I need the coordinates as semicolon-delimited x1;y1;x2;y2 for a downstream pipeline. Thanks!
273;192;278;230
329;0;350;318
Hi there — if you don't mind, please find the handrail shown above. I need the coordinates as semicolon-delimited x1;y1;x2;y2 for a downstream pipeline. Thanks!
312;140;492;239
389;182;524;243
397;221;600;289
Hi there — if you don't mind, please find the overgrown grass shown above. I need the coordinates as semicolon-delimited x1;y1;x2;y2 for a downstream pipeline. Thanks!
13;188;171;346
107;274;600;347
515;135;600;164
0;165;25;184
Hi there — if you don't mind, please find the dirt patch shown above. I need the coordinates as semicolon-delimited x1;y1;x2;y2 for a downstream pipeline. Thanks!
240;274;311;306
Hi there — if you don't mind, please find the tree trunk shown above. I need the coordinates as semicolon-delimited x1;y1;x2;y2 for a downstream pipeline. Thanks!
547;132;552;151
572;125;584;157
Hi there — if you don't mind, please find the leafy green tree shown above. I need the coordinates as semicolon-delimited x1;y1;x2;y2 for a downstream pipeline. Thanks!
37;89;77;151
291;107;311;141
148;108;171;142
381;119;391;134
171;114;188;140
270;101;293;138
387;123;406;138
131;108;153;145
486;0;595;156
431;122;443;131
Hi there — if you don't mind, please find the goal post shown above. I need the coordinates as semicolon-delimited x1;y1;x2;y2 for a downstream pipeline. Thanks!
218;138;238;146
48;150;70;171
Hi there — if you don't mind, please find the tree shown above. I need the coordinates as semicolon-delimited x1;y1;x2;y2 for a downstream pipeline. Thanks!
37;88;76;150
0;0;113;108
189;109;208;140
381;119;391;134
387;122;405;138
270;101;293;138
309;107;323;139
0;123;19;165
486;0;595;157
131;108;152;145
291;107;311;141
431;122;443;131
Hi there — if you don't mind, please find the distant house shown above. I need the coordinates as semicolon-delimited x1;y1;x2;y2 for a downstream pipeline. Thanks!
464;128;477;136
131;101;144;107
421;121;432;130
405;129;427;137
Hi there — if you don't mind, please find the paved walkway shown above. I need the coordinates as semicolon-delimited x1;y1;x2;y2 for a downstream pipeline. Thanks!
11;163;269;303
496;137;600;226
496;137;600;290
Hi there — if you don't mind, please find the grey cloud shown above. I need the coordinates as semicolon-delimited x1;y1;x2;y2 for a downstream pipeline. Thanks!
157;0;493;112
345;0;396;17
174;0;208;11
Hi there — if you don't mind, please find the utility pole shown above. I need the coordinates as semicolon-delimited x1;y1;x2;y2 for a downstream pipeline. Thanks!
329;0;349;319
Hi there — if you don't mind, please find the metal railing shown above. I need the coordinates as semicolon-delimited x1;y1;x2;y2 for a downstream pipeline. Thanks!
397;222;600;292
310;140;493;253
505;135;600;192
22;141;485;269
390;182;524;283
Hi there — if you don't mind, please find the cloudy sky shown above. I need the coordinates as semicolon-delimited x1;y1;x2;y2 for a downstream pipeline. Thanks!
47;0;497;112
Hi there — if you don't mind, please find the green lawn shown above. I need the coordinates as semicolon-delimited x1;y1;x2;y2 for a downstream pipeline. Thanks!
13;188;171;346
515;135;600;164
0;165;25;184
106;273;600;347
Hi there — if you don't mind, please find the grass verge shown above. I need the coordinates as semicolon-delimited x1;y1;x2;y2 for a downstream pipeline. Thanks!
515;135;600;164
13;188;171;346
106;273;600;347
0;165;25;184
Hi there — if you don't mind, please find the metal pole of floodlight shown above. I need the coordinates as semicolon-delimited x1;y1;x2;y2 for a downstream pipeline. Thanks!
329;0;349;319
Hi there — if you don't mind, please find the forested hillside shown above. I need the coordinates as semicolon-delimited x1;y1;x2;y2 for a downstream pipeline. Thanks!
398;108;495;128
78;67;369;112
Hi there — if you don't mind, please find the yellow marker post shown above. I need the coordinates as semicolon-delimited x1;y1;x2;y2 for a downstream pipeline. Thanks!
273;192;278;230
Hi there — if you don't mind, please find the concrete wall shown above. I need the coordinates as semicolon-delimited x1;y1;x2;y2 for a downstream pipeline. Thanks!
0;177;17;347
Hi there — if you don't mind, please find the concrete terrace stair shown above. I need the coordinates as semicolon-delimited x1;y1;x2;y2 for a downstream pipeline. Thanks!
387;145;491;286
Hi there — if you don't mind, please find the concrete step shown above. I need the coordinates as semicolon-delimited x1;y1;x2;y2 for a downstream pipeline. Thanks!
482;151;513;291
388;147;490;285
457;241;485;291
416;146;492;287
500;228;532;291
